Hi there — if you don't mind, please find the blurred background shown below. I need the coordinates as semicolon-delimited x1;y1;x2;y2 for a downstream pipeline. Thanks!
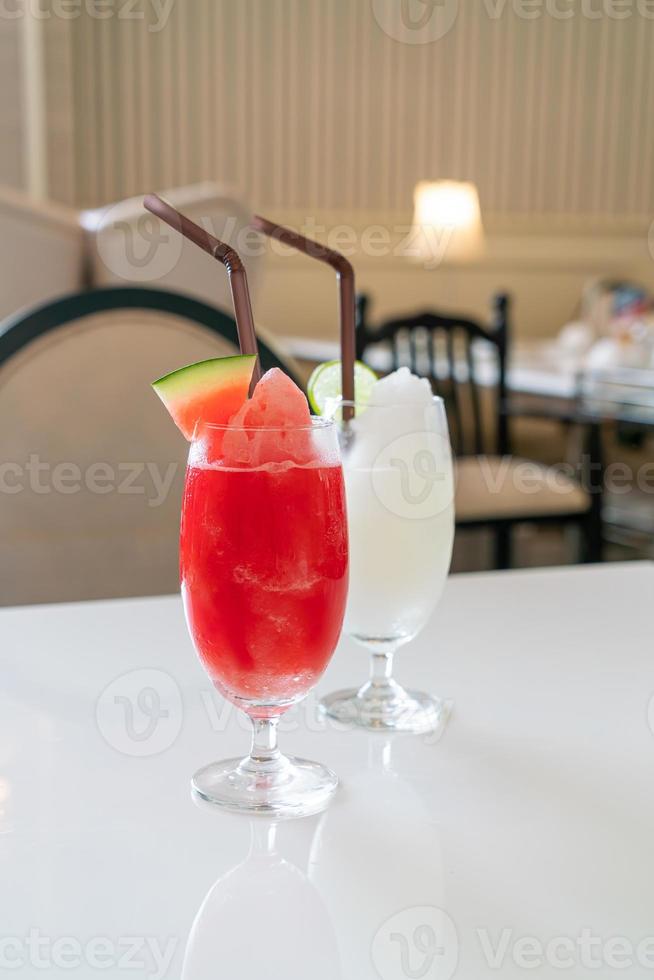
1;0;653;604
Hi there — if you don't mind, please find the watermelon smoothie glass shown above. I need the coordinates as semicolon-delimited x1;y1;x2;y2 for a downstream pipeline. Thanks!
179;370;348;817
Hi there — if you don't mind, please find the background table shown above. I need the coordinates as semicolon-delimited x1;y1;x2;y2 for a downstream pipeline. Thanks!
1;562;652;979
282;336;582;399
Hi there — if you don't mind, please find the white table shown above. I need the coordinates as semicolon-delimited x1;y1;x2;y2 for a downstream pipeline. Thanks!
1;563;652;979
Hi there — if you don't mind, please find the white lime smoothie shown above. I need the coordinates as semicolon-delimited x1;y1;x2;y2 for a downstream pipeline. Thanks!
342;368;455;650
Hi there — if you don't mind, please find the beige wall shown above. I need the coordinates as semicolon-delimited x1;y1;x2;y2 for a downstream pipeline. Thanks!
7;0;654;337
255;209;654;338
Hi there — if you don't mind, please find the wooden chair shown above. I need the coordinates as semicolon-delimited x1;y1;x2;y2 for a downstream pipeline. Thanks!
355;293;602;569
0;285;300;605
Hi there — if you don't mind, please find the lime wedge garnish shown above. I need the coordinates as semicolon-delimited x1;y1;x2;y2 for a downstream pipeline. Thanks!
307;360;378;416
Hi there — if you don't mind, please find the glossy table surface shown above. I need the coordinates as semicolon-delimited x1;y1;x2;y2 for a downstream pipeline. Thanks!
1;562;653;979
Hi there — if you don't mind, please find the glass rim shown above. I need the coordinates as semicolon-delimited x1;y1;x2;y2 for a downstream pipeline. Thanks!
192;415;335;437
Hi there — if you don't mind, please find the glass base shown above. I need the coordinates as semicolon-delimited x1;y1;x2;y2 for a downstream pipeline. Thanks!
192;754;338;818
320;678;444;734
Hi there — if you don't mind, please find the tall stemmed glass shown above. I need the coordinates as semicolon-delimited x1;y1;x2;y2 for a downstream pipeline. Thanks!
320;398;454;733
181;417;348;816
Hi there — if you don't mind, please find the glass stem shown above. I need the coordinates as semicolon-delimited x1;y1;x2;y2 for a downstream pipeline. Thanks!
248;717;282;771
356;647;403;706
369;650;395;688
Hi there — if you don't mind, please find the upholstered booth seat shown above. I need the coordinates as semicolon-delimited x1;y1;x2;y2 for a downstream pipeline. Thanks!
455;455;590;523
85;182;263;313
0;187;83;320
0;292;299;606
0;311;231;605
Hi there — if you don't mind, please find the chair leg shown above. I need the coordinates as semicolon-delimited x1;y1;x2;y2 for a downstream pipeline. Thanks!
582;506;603;563
493;524;512;570
581;420;603;563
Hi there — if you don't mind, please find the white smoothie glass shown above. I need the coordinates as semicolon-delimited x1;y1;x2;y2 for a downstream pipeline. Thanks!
320;388;454;733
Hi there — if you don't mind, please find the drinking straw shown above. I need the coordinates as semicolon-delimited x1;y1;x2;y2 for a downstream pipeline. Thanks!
251;216;355;406
144;194;261;389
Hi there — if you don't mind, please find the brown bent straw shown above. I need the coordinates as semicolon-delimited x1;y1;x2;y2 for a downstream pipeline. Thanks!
251;216;355;406
144;193;261;389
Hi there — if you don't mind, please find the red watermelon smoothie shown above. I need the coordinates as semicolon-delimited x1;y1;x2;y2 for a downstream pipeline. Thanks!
180;370;349;714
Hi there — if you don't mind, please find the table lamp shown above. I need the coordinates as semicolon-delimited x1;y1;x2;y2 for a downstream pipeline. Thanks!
410;180;485;268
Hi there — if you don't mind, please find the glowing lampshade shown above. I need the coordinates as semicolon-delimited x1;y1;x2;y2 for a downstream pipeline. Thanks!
411;180;484;266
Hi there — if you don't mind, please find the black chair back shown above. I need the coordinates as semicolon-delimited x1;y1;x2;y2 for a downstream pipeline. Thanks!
355;293;510;457
0;286;303;605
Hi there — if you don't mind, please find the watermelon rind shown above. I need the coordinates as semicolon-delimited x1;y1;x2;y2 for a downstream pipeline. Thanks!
152;354;257;399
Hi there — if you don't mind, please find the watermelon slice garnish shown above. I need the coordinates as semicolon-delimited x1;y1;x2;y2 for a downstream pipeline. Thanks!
152;354;258;440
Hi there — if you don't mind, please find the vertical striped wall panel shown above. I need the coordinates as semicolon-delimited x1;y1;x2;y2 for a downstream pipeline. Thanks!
37;0;654;216
0;18;25;190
